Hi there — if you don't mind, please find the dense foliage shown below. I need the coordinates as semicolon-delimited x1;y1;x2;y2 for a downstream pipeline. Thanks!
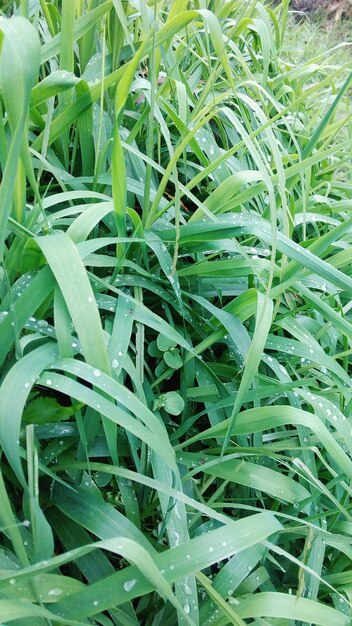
0;1;352;624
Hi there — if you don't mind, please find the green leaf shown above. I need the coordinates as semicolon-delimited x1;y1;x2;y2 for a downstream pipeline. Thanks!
163;349;183;370
164;392;185;416
237;592;349;625
148;340;160;357
36;232;110;373
0;342;58;486
0;16;40;260
23;397;76;424
157;334;177;352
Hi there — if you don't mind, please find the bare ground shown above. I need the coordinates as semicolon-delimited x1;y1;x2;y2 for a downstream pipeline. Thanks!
292;0;352;21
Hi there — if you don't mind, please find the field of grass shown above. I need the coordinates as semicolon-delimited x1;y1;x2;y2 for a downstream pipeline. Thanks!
1;0;352;624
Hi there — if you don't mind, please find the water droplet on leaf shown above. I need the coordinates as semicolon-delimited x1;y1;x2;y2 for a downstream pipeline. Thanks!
124;579;137;592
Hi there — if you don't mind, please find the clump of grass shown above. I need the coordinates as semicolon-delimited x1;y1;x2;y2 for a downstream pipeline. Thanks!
0;1;352;624
282;9;352;66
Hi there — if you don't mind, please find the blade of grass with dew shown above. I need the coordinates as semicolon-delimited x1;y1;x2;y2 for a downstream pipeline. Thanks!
50;512;282;620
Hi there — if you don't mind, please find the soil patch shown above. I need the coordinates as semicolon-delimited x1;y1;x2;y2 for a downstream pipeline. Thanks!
292;0;352;21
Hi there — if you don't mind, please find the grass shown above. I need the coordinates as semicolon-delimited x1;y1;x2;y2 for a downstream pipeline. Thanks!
0;0;352;624
281;8;352;67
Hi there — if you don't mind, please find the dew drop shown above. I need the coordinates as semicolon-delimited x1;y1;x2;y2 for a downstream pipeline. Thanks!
182;579;193;595
92;368;101;378
171;529;180;546
124;579;137;592
183;601;191;614
48;588;63;597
